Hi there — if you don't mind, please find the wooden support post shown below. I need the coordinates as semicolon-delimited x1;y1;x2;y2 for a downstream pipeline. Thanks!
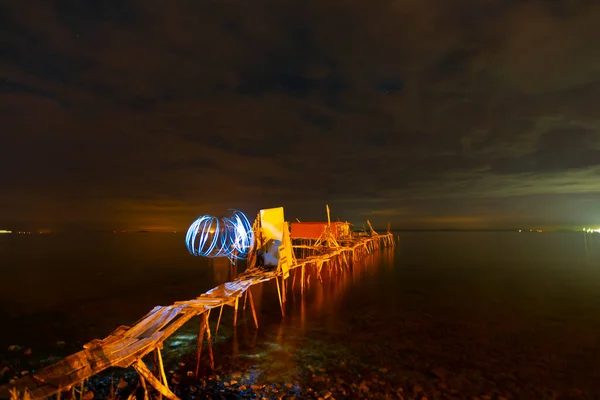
282;276;287;304
233;297;239;327
248;288;259;329
157;347;168;388
301;265;305;294
251;325;258;348
195;314;207;378
203;312;215;372
243;290;248;312
215;304;224;336
275;275;284;317
134;360;179;400
139;372;150;400
153;348;158;376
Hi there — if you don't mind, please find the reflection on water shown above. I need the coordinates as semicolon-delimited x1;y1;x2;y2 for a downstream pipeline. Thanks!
177;249;398;382
0;233;216;349
168;232;600;397
210;257;236;284
584;232;600;257
2;232;600;397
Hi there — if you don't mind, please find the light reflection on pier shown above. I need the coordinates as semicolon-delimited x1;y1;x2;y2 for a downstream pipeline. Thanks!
220;248;397;385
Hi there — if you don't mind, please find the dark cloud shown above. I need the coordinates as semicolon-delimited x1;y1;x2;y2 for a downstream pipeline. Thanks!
1;0;600;230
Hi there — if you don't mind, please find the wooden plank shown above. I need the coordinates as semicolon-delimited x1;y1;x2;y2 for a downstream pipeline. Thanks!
118;310;199;368
127;306;185;340
119;307;166;339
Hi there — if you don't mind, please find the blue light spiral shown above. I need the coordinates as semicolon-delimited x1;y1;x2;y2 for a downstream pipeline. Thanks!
185;210;254;260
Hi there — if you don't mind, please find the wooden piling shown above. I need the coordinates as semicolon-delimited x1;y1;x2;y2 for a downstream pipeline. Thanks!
248;288;259;329
215;304;224;336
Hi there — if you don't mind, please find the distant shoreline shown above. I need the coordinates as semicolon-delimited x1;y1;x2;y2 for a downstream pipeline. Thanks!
0;229;592;234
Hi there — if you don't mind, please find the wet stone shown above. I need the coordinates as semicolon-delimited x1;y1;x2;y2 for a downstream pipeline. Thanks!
82;391;94;400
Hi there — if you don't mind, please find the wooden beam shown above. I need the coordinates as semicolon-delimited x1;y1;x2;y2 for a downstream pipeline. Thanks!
195;314;207;378
215;305;224;336
248;288;259;329
156;347;168;388
133;360;179;400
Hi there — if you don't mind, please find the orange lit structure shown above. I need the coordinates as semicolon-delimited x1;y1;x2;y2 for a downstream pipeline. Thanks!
291;222;351;240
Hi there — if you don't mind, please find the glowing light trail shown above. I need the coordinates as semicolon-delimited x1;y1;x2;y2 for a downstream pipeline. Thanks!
185;210;254;260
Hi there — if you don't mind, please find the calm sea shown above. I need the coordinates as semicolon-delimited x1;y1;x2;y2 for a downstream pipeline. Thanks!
1;232;600;396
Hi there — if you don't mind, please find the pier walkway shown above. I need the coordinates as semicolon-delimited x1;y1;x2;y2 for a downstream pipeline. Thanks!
0;232;395;400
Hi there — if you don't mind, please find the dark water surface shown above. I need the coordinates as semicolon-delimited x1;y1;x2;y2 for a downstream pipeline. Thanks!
2;232;600;398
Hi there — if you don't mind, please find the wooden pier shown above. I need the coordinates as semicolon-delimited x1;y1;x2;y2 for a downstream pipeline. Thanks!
0;213;395;400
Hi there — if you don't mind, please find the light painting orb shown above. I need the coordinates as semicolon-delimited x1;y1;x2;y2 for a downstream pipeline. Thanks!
185;210;254;260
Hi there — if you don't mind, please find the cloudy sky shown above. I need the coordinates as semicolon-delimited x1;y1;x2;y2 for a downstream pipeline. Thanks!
1;0;600;231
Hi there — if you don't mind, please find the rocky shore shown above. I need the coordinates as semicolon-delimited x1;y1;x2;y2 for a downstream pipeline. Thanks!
2;337;596;400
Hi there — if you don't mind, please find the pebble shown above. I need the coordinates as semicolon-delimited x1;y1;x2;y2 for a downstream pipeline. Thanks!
82;391;94;400
359;381;370;392
2;341;575;400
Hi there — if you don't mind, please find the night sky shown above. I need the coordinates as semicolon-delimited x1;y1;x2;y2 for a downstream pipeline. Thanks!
2;0;600;231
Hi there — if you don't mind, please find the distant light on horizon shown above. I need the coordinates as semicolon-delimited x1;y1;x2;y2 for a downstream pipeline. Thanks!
0;230;12;234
